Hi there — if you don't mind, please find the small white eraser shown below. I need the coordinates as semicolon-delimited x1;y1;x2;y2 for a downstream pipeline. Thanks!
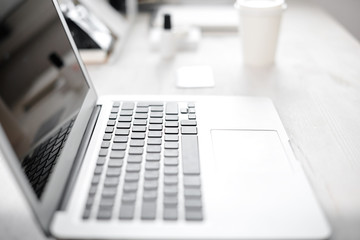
176;65;215;88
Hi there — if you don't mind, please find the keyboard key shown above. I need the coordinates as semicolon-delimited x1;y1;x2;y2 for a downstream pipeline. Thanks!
150;112;163;118
99;149;108;157
106;167;121;177
127;155;142;163
164;196;178;206
184;188;202;198
146;153;161;161
164;150;178;157
115;129;130;136
165;102;178;115
149;124;163;131
185;210;203;221
104;177;119;187
102;187;117;197
125;173;140;182
92;175;100;185
83;209;91;219
132;126;146;132
105;127;114;133
130;140;145;147
134;113;148;119
143;190;158;200
164;176;178;185
113;136;128;143
144;180;158;190
148;131;162;138
164;135;179;142
164;157;178;166
145;162;160;170
184;176;201;187
133;119;147;125
97;157;106;165
180;120;197;126
164;142;178;149
164;166;178;175
120;110;133;116
94;166;103;175
188;102;195;108
144;171;159;180
128;147;143;155
185;199;202;209
103;134;112;141
151;106;163;112
121;102;135;110
108;159;123;168
110;151;125;159
147;138;162;145
116;122;131;129
131;133;146;139
149;118;163;124
181;135;200;175
165;121;179;127
188;108;196;114
165;128;179;134
118;116;132;122
147;145;161;153
164;207;178;220
109;114;117;120
188;114;196;120
180;108;188;114
181;127;197;135
99;198;115;208
126;163;141;172
165;115;179;121
107;120;116;126
101;141;110;148
122;193;137;203
164;186;178;196
123;182;138;192
97;209;112;220
112;143;127;150
119;204;135;219
113;102;120;107
141;201;157;220
135;107;149;113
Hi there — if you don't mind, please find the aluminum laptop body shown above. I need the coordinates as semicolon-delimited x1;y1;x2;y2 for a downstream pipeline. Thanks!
0;0;330;239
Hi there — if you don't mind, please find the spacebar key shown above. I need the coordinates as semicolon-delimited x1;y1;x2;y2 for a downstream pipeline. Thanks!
181;135;200;175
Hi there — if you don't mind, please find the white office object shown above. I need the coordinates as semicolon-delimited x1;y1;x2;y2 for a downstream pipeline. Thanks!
154;5;239;32
235;0;287;66
0;0;331;239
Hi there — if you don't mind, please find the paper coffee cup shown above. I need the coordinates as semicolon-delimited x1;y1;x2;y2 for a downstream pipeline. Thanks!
235;0;287;66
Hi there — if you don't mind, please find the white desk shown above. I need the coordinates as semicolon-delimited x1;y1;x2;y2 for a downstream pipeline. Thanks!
1;0;360;239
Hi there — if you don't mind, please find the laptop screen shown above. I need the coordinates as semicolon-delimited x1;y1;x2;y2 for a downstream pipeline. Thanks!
0;0;89;198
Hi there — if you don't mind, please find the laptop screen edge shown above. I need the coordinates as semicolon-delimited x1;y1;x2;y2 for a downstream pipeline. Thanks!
0;0;98;234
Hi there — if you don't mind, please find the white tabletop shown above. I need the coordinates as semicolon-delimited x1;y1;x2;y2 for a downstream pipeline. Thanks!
1;0;360;239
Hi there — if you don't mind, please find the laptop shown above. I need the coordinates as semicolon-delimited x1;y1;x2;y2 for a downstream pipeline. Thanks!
0;0;331;239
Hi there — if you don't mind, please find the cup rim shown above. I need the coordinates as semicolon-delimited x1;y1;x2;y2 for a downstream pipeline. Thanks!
234;0;287;14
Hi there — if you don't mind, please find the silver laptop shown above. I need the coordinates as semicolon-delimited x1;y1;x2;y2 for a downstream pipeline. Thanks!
0;0;331;239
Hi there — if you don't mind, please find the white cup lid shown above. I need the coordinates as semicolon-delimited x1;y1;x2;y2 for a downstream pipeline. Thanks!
235;0;287;15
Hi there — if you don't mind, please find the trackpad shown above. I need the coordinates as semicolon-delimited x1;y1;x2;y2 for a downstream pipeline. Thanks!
211;130;291;173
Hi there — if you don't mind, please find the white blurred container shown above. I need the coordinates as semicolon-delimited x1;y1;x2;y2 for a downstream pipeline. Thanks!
235;0;287;66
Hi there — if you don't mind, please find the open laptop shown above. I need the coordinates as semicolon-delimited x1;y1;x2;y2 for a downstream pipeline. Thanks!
0;0;331;239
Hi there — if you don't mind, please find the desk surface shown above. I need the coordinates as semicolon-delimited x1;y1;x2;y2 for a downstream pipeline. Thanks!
1;0;360;239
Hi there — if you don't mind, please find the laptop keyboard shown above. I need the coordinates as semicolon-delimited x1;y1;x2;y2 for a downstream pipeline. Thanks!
82;102;203;221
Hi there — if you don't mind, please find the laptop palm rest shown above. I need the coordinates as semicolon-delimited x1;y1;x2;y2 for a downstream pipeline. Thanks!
211;129;292;174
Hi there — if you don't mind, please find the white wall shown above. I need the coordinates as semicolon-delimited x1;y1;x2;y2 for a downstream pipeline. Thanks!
314;0;360;42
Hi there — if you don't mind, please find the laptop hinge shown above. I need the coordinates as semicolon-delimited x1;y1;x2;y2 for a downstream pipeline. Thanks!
58;105;101;211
